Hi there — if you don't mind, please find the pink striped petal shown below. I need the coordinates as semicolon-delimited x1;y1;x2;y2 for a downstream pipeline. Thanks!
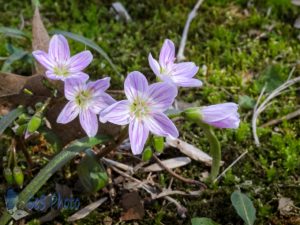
100;100;130;125
68;72;90;81
90;93;116;114
45;70;64;80
144;112;179;138
32;50;55;70
79;109;98;137
171;77;202;87
148;53;161;77
49;35;70;62
172;62;199;78
124;71;148;102
159;39;175;68
86;77;111;96
68;51;93;73
200;103;240;128
147;82;177;111
57;101;79;124
129;118;149;155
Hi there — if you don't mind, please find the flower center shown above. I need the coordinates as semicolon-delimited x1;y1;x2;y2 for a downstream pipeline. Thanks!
53;64;69;77
75;90;92;108
130;99;149;119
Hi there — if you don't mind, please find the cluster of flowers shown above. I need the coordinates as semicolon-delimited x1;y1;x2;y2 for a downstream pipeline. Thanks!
33;35;240;155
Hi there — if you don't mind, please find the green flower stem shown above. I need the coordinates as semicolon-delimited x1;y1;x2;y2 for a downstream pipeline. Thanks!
198;122;221;182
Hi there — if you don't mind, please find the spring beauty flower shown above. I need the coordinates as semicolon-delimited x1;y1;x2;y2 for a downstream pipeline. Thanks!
32;34;92;81
148;39;202;87
57;77;115;137
100;71;179;155
184;103;240;129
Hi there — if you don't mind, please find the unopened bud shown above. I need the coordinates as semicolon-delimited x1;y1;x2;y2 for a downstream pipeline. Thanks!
13;166;24;188
142;147;153;161
4;168;14;185
153;136;164;153
27;115;42;133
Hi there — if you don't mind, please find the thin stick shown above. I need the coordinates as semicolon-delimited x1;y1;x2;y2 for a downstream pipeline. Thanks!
214;150;248;183
260;108;300;127
152;154;206;189
177;0;205;61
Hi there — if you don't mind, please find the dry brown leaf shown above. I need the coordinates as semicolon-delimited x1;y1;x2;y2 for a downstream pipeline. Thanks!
120;192;144;221
143;157;191;172
67;197;108;222
32;6;50;74
166;138;213;166
278;197;300;216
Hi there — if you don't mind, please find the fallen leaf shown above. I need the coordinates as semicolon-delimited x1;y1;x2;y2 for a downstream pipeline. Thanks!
32;6;50;74
67;197;108;222
166;138;213;166
120;192;144;221
278;197;300;216
143;157;191;172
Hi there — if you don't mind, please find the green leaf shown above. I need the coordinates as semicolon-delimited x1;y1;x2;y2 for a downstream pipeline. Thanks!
0;27;29;39
231;190;256;225
51;30;120;76
191;217;219;225
77;149;108;192
0;135;110;225
0;107;25;135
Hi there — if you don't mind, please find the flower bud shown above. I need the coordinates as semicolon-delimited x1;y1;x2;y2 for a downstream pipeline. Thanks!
142;147;153;161
153;136;164;153
183;103;240;129
13;166;24;188
27;115;42;133
4;168;14;185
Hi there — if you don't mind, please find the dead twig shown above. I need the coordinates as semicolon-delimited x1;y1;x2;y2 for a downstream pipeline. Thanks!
252;73;300;146
177;0;205;61
260;108;300;127
152;154;207;189
214;150;248;183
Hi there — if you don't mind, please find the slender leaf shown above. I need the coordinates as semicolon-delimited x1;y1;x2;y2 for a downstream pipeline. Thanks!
1;50;29;72
191;218;219;225
0;135;110;225
0;107;25;135
0;27;29;39
231;190;256;225
51;30;120;76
